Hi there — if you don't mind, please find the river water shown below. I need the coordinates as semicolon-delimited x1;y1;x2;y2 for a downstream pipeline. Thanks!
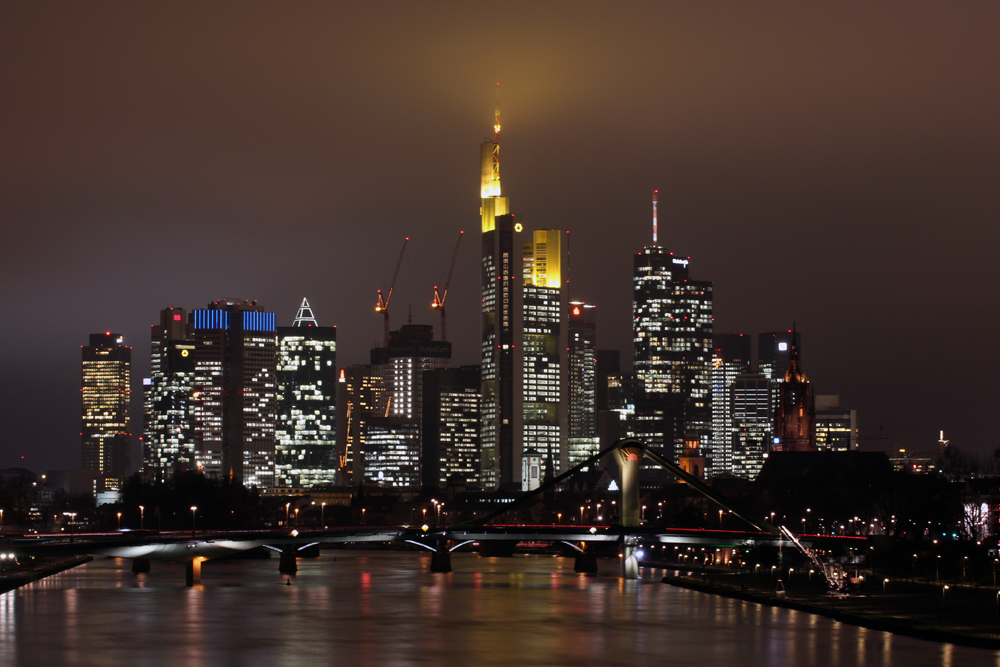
1;551;997;666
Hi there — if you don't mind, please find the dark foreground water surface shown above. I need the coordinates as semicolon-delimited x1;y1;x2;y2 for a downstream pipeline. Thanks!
1;551;997;666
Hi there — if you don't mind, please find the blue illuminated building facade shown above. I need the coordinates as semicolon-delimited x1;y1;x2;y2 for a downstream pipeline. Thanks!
190;299;277;488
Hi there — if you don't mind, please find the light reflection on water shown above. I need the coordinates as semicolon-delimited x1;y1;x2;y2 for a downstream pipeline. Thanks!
0;552;998;666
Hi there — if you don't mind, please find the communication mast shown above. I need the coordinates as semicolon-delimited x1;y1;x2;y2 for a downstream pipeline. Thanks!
431;230;464;341
375;237;410;347
652;189;659;244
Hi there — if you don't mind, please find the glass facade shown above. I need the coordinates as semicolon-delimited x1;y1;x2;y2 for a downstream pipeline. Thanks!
568;302;598;466
275;321;337;488
731;373;771;479
632;245;713;460
710;333;751;476
81;333;131;490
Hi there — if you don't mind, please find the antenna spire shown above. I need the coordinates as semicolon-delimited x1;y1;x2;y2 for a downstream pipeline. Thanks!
652;189;659;244
494;82;501;142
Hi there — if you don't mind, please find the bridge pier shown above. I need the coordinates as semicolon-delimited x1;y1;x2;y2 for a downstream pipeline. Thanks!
430;547;452;573
574;546;598;573
185;557;203;586
131;558;150;573
612;441;646;530
620;539;639;580
279;547;298;575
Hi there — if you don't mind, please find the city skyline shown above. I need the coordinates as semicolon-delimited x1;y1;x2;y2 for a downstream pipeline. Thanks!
2;4;998;472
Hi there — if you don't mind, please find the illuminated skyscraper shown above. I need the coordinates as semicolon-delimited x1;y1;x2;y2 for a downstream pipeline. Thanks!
568;301;598;466
146;307;196;481
521;229;568;474
190;299;277;488
731;373;771;479
336;364;385;486
480;90;519;488
365;324;450;488
710;333;751;476
758;330;799;382
81;333;132;490
275;298;338;488
632;191;713;460
422;366;481;488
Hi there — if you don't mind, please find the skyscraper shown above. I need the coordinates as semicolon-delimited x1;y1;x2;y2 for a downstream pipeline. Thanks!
365;324;451;488
336;364;385;486
521;228;568;475
731;373;771;479
275;298;338;488
190;299;277;488
710;333;751;476
81;333;132;490
568;301;598;466
146;307;196;481
422;366;481;488
632;190;713;460
480;92;519;488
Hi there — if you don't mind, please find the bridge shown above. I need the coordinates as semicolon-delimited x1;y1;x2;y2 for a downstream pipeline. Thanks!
3;439;864;586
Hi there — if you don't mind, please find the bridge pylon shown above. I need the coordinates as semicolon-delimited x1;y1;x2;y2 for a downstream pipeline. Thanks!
612;439;646;579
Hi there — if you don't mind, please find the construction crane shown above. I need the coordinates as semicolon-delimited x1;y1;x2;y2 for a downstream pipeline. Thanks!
375;237;410;347
431;230;464;341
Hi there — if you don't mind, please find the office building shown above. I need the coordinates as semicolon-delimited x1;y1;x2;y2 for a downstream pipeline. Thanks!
422;366;481;488
731;373;771;479
275;298;338;488
568;302;598;466
365;324;450;489
190;299;277;487
479;94;519;488
632;190;713;460
336;364;386;486
521;229;568;475
81;332;132;490
145;307;195;481
815;394;858;452
710;333;752;476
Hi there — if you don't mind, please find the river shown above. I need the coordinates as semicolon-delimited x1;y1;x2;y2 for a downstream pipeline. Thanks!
1;551;997;666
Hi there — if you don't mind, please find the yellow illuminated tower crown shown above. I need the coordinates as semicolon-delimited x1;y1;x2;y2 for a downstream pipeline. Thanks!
480;83;508;232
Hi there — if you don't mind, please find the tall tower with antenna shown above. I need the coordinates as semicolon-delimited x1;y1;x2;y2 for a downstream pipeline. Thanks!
480;84;523;488
632;191;714;462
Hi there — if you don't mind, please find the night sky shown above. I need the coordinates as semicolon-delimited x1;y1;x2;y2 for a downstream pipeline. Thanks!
2;3;998;473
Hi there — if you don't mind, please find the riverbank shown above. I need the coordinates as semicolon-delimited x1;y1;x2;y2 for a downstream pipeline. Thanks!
0;556;93;594
656;565;1000;651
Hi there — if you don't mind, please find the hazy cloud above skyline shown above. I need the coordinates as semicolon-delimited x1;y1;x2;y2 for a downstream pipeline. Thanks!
1;3;997;471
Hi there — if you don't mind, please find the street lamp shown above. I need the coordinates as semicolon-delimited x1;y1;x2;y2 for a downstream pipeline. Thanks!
321;502;326;527
361;508;366;524
139;505;144;531
579;506;584;524
285;502;291;526
719;509;724;529
117;512;122;531
190;506;197;537
557;513;562;525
